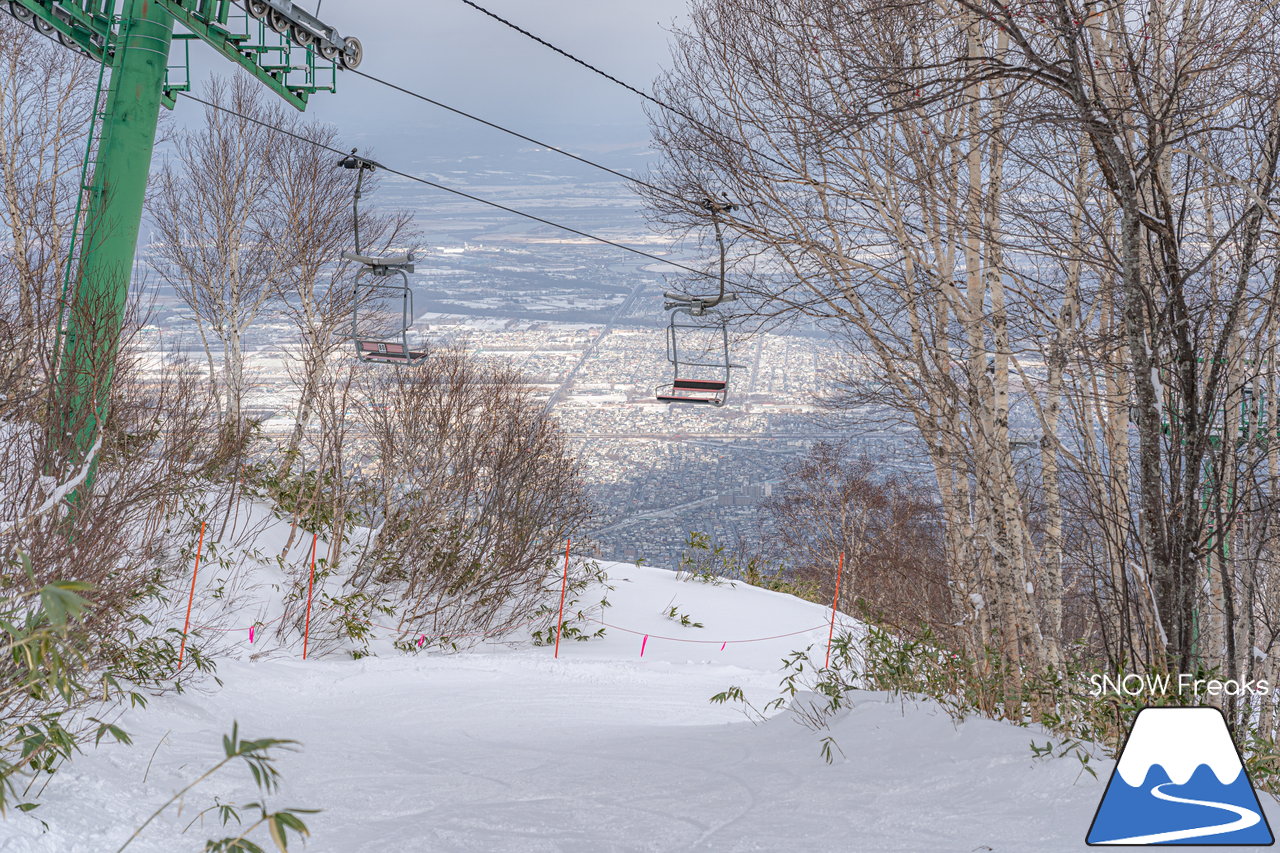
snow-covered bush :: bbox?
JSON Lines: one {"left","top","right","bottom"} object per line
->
{"left": 0, "top": 285, "right": 232, "bottom": 811}
{"left": 302, "top": 350, "right": 595, "bottom": 648}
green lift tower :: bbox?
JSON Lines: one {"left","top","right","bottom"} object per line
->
{"left": 4, "top": 0, "right": 359, "bottom": 489}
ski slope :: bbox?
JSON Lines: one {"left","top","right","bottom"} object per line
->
{"left": 1, "top": 561, "right": 1274, "bottom": 852}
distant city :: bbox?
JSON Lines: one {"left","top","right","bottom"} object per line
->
{"left": 133, "top": 147, "right": 928, "bottom": 568}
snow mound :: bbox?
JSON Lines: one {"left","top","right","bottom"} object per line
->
{"left": 557, "top": 562, "right": 857, "bottom": 667}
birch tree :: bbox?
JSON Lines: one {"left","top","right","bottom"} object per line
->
{"left": 653, "top": 0, "right": 1280, "bottom": 696}
{"left": 647, "top": 0, "right": 1064, "bottom": 679}
{"left": 151, "top": 75, "right": 289, "bottom": 432}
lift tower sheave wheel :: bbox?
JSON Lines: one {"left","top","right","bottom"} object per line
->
{"left": 16, "top": 0, "right": 360, "bottom": 508}
{"left": 4, "top": 1, "right": 116, "bottom": 62}
{"left": 239, "top": 0, "right": 362, "bottom": 68}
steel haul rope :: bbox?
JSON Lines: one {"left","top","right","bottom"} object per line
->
{"left": 177, "top": 91, "right": 736, "bottom": 286}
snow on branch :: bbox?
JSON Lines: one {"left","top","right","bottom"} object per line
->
{"left": 0, "top": 434, "right": 103, "bottom": 536}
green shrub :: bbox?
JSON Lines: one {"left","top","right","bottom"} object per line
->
{"left": 117, "top": 722, "right": 316, "bottom": 852}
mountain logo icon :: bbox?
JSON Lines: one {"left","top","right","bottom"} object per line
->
{"left": 1087, "top": 706, "right": 1274, "bottom": 846}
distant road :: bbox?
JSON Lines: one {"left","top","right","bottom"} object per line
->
{"left": 542, "top": 278, "right": 649, "bottom": 413}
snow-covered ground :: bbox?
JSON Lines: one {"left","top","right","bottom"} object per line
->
{"left": 1, "top": 561, "right": 1274, "bottom": 852}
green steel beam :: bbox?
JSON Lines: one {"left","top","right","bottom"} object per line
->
{"left": 9, "top": 2, "right": 334, "bottom": 110}
{"left": 57, "top": 0, "right": 173, "bottom": 484}
{"left": 39, "top": 0, "right": 343, "bottom": 504}
{"left": 155, "top": 0, "right": 311, "bottom": 110}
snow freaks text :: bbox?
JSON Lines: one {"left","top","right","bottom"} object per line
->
{"left": 1089, "top": 673, "right": 1271, "bottom": 699}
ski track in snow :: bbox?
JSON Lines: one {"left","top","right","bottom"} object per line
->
{"left": 0, "top": 562, "right": 1276, "bottom": 852}
{"left": 1093, "top": 781, "right": 1263, "bottom": 845}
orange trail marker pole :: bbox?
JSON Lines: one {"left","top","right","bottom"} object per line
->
{"left": 178, "top": 520, "right": 206, "bottom": 668}
{"left": 554, "top": 538, "right": 571, "bottom": 658}
{"left": 303, "top": 533, "right": 318, "bottom": 660}
{"left": 825, "top": 551, "right": 845, "bottom": 669}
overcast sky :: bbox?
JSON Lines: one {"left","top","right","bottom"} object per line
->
{"left": 293, "top": 0, "right": 690, "bottom": 153}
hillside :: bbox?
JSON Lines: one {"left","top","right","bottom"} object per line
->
{"left": 0, "top": 550, "right": 1258, "bottom": 852}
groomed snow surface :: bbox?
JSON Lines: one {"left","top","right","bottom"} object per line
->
{"left": 2, "top": 562, "right": 1276, "bottom": 852}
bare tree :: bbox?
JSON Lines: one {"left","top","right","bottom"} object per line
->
{"left": 0, "top": 17, "right": 97, "bottom": 388}
{"left": 0, "top": 280, "right": 230, "bottom": 800}
{"left": 645, "top": 0, "right": 1063, "bottom": 680}
{"left": 150, "top": 75, "right": 290, "bottom": 431}
{"left": 346, "top": 350, "right": 594, "bottom": 644}
{"left": 649, "top": 0, "right": 1280, "bottom": 701}
{"left": 762, "top": 442, "right": 953, "bottom": 637}
{"left": 930, "top": 0, "right": 1280, "bottom": 675}
{"left": 0, "top": 26, "right": 248, "bottom": 801}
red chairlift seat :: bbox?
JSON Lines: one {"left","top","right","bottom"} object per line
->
{"left": 355, "top": 339, "right": 427, "bottom": 364}
{"left": 657, "top": 378, "right": 728, "bottom": 406}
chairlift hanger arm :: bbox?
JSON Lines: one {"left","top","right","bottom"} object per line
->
{"left": 656, "top": 193, "right": 741, "bottom": 407}
{"left": 342, "top": 146, "right": 426, "bottom": 366}
{"left": 338, "top": 148, "right": 382, "bottom": 255}
{"left": 665, "top": 194, "right": 737, "bottom": 313}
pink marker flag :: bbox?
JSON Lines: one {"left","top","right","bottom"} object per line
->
{"left": 640, "top": 634, "right": 648, "bottom": 657}
{"left": 249, "top": 626, "right": 255, "bottom": 644}
{"left": 417, "top": 635, "right": 426, "bottom": 648}
{"left": 720, "top": 641, "right": 726, "bottom": 651}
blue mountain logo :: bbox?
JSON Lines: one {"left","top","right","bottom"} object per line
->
{"left": 1087, "top": 706, "right": 1274, "bottom": 845}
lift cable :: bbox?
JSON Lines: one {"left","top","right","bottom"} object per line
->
{"left": 176, "top": 91, "right": 735, "bottom": 284}
{"left": 456, "top": 0, "right": 667, "bottom": 113}
{"left": 348, "top": 68, "right": 665, "bottom": 194}
{"left": 453, "top": 0, "right": 792, "bottom": 173}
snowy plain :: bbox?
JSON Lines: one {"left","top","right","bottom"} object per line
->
{"left": 0, "top": 556, "right": 1275, "bottom": 852}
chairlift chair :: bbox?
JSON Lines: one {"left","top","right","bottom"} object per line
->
{"left": 656, "top": 195, "right": 740, "bottom": 407}
{"left": 349, "top": 251, "right": 426, "bottom": 365}
{"left": 339, "top": 149, "right": 427, "bottom": 366}
{"left": 657, "top": 298, "right": 737, "bottom": 406}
